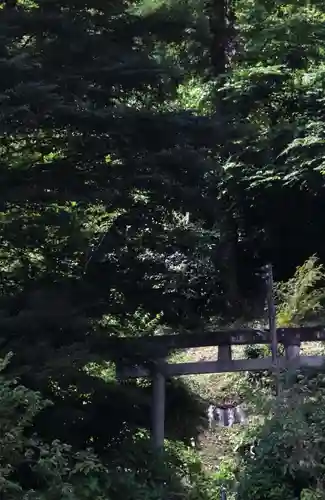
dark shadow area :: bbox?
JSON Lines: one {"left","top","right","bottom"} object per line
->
{"left": 1, "top": 349, "right": 207, "bottom": 455}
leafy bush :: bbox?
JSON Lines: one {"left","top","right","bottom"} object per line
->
{"left": 0, "top": 354, "right": 111, "bottom": 500}
{"left": 275, "top": 255, "right": 325, "bottom": 327}
{"left": 0, "top": 353, "right": 221, "bottom": 500}
{"left": 237, "top": 370, "right": 325, "bottom": 500}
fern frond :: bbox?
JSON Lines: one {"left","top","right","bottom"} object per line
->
{"left": 275, "top": 255, "right": 325, "bottom": 327}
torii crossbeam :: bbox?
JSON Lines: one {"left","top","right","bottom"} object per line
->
{"left": 115, "top": 266, "right": 325, "bottom": 450}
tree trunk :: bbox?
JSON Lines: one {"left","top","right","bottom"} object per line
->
{"left": 208, "top": 0, "right": 228, "bottom": 76}
{"left": 208, "top": 0, "right": 241, "bottom": 318}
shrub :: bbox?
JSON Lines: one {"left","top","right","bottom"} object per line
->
{"left": 0, "top": 353, "right": 220, "bottom": 500}
{"left": 275, "top": 255, "right": 325, "bottom": 327}
{"left": 237, "top": 370, "right": 325, "bottom": 500}
{"left": 0, "top": 354, "right": 111, "bottom": 500}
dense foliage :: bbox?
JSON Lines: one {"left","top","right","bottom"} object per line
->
{"left": 2, "top": 0, "right": 325, "bottom": 498}
{"left": 236, "top": 369, "right": 325, "bottom": 500}
{"left": 0, "top": 354, "right": 223, "bottom": 500}
{"left": 232, "top": 258, "right": 325, "bottom": 500}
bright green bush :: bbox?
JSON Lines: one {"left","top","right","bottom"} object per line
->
{"left": 237, "top": 370, "right": 325, "bottom": 500}
{"left": 275, "top": 255, "right": 325, "bottom": 327}
{"left": 0, "top": 354, "right": 111, "bottom": 500}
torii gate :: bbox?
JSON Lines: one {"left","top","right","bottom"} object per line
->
{"left": 114, "top": 265, "right": 325, "bottom": 449}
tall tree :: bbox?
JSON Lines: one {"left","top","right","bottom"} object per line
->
{"left": 0, "top": 0, "right": 238, "bottom": 454}
{"left": 212, "top": 0, "right": 325, "bottom": 280}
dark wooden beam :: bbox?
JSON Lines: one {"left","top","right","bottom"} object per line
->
{"left": 104, "top": 328, "right": 269, "bottom": 358}
{"left": 118, "top": 355, "right": 325, "bottom": 378}
{"left": 103, "top": 326, "right": 325, "bottom": 359}
{"left": 152, "top": 363, "right": 165, "bottom": 450}
{"left": 296, "top": 327, "right": 325, "bottom": 343}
